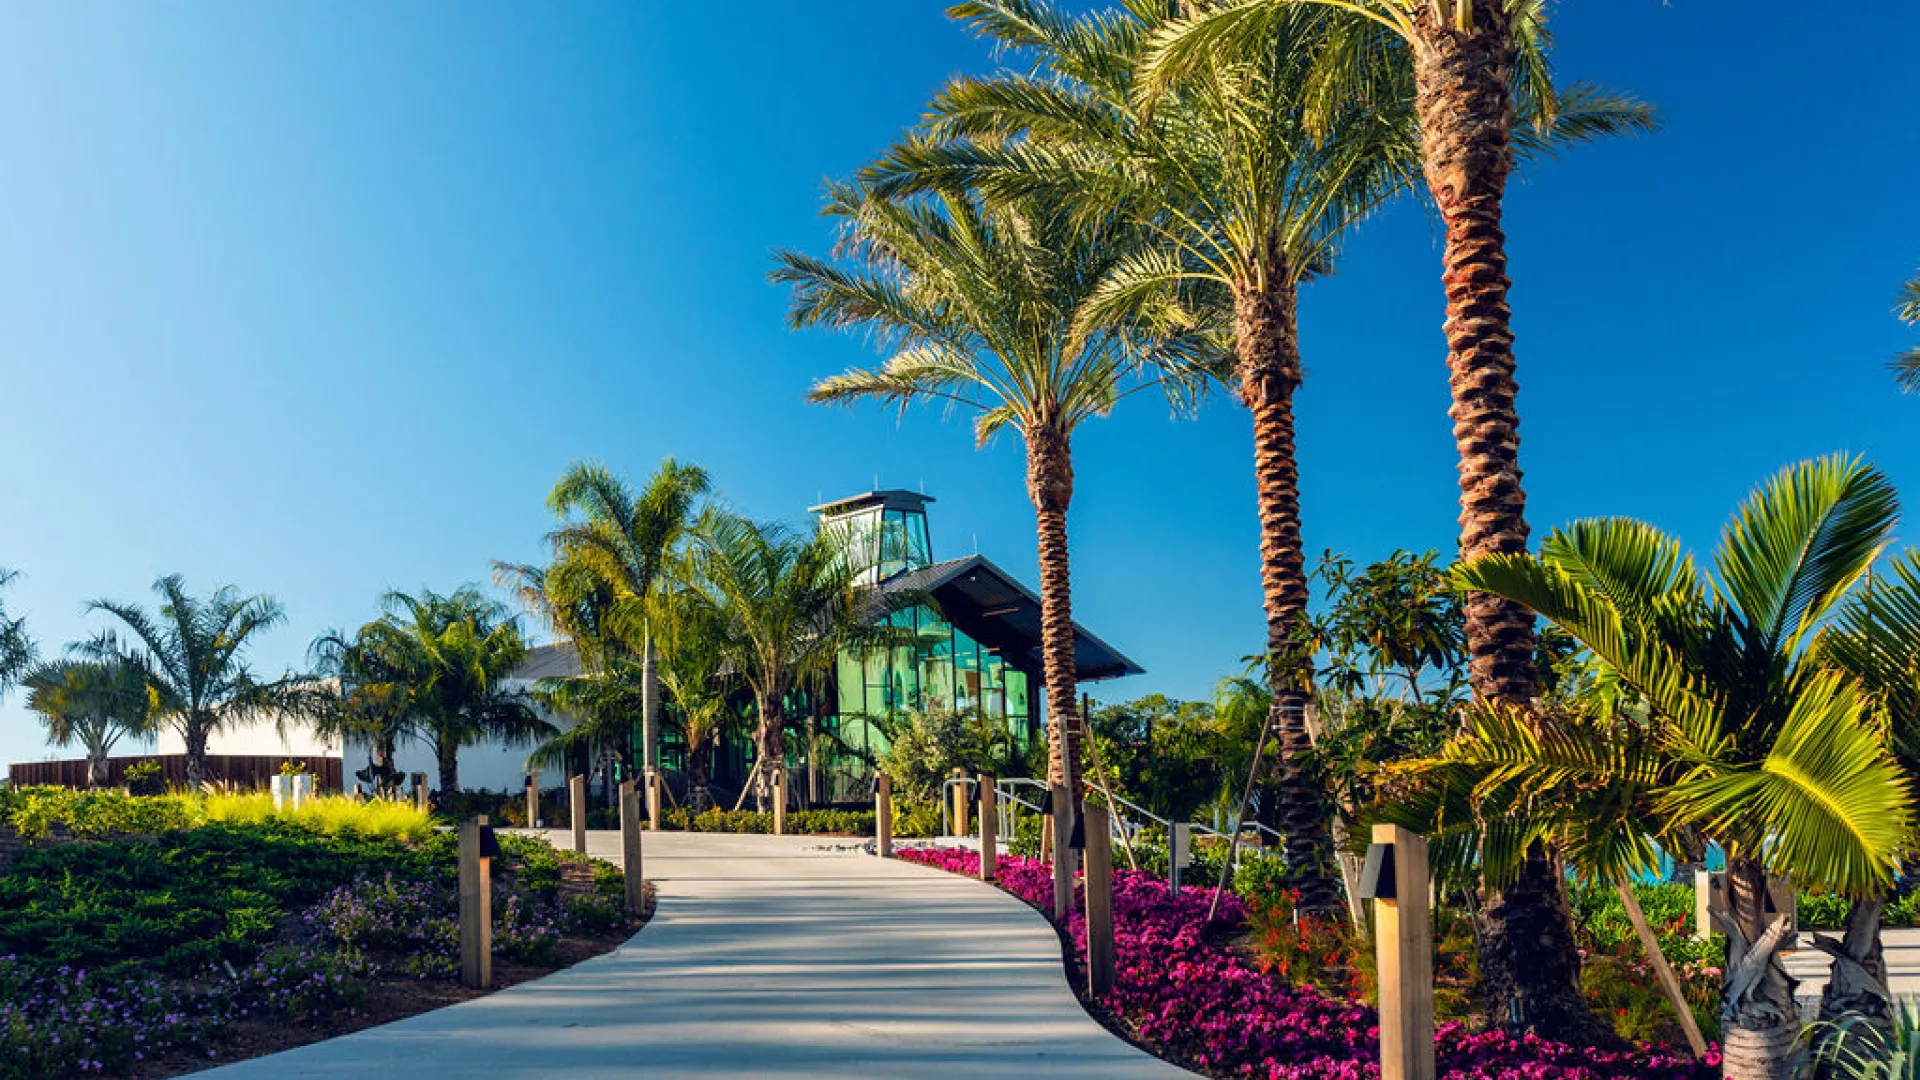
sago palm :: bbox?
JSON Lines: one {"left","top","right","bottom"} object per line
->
{"left": 24, "top": 658, "right": 154, "bottom": 789}
{"left": 81, "top": 575, "right": 294, "bottom": 789}
{"left": 775, "top": 182, "right": 1212, "bottom": 831}
{"left": 0, "top": 569, "right": 36, "bottom": 701}
{"left": 1893, "top": 273, "right": 1919, "bottom": 393}
{"left": 539, "top": 459, "right": 711, "bottom": 780}
{"left": 1439, "top": 455, "right": 1913, "bottom": 1079}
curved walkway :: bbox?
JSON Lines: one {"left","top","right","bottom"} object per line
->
{"left": 202, "top": 830, "right": 1194, "bottom": 1078}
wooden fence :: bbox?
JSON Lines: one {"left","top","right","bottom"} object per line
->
{"left": 7, "top": 754, "right": 344, "bottom": 792}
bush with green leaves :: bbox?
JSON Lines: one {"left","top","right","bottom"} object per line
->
{"left": 879, "top": 708, "right": 1005, "bottom": 803}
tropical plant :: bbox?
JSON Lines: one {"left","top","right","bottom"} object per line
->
{"left": 22, "top": 659, "right": 154, "bottom": 789}
{"left": 524, "top": 655, "right": 646, "bottom": 794}
{"left": 1423, "top": 455, "right": 1914, "bottom": 1078}
{"left": 680, "top": 510, "right": 885, "bottom": 809}
{"left": 777, "top": 184, "right": 1212, "bottom": 823}
{"left": 533, "top": 460, "right": 711, "bottom": 779}
{"left": 80, "top": 575, "right": 295, "bottom": 789}
{"left": 1809, "top": 1000, "right": 1920, "bottom": 1080}
{"left": 0, "top": 569, "right": 35, "bottom": 702}
{"left": 652, "top": 592, "right": 741, "bottom": 810}
{"left": 1893, "top": 273, "right": 1919, "bottom": 394}
{"left": 863, "top": 0, "right": 1417, "bottom": 915}
{"left": 308, "top": 625, "right": 418, "bottom": 796}
{"left": 365, "top": 587, "right": 552, "bottom": 794}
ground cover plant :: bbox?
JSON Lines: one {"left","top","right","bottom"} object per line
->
{"left": 0, "top": 790, "right": 642, "bottom": 1078}
{"left": 896, "top": 847, "right": 1715, "bottom": 1080}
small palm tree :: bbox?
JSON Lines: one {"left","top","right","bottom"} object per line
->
{"left": 81, "top": 575, "right": 292, "bottom": 789}
{"left": 775, "top": 184, "right": 1211, "bottom": 822}
{"left": 1893, "top": 273, "right": 1919, "bottom": 393}
{"left": 0, "top": 569, "right": 35, "bottom": 701}
{"left": 309, "top": 624, "right": 421, "bottom": 795}
{"left": 539, "top": 459, "right": 711, "bottom": 779}
{"left": 23, "top": 659, "right": 154, "bottom": 789}
{"left": 373, "top": 587, "right": 553, "bottom": 794}
{"left": 682, "top": 510, "right": 885, "bottom": 810}
{"left": 1437, "top": 455, "right": 1912, "bottom": 1079}
{"left": 652, "top": 585, "right": 741, "bottom": 811}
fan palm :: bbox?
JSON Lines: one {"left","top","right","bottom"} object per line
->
{"left": 23, "top": 658, "right": 154, "bottom": 789}
{"left": 539, "top": 459, "right": 711, "bottom": 781}
{"left": 370, "top": 587, "right": 552, "bottom": 794}
{"left": 1434, "top": 455, "right": 1913, "bottom": 1078}
{"left": 775, "top": 183, "right": 1213, "bottom": 827}
{"left": 0, "top": 569, "right": 35, "bottom": 701}
{"left": 681, "top": 510, "right": 886, "bottom": 810}
{"left": 1893, "top": 274, "right": 1919, "bottom": 393}
{"left": 80, "top": 575, "right": 294, "bottom": 789}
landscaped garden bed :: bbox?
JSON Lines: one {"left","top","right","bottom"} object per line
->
{"left": 0, "top": 787, "right": 649, "bottom": 1079}
{"left": 896, "top": 847, "right": 1717, "bottom": 1080}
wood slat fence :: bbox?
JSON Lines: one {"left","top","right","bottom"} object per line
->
{"left": 7, "top": 754, "right": 344, "bottom": 792}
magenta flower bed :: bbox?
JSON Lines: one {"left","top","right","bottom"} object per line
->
{"left": 897, "top": 847, "right": 1716, "bottom": 1080}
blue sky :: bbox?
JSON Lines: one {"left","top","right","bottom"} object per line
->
{"left": 1, "top": 2, "right": 1916, "bottom": 770}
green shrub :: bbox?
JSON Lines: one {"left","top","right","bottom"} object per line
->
{"left": 123, "top": 760, "right": 166, "bottom": 796}
{"left": 1799, "top": 891, "right": 1854, "bottom": 931}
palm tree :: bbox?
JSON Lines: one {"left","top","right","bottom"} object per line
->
{"left": 775, "top": 183, "right": 1212, "bottom": 835}
{"left": 524, "top": 655, "right": 648, "bottom": 790}
{"left": 682, "top": 510, "right": 885, "bottom": 810}
{"left": 652, "top": 583, "right": 741, "bottom": 811}
{"left": 81, "top": 575, "right": 292, "bottom": 789}
{"left": 860, "top": 0, "right": 1408, "bottom": 916}
{"left": 1440, "top": 455, "right": 1912, "bottom": 1078}
{"left": 1893, "top": 273, "right": 1919, "bottom": 393}
{"left": 23, "top": 659, "right": 153, "bottom": 789}
{"left": 0, "top": 569, "right": 35, "bottom": 701}
{"left": 309, "top": 624, "right": 420, "bottom": 796}
{"left": 539, "top": 459, "right": 711, "bottom": 783}
{"left": 372, "top": 587, "right": 552, "bottom": 794}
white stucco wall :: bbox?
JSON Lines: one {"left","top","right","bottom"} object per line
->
{"left": 153, "top": 713, "right": 340, "bottom": 759}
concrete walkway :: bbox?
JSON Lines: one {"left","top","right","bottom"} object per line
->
{"left": 202, "top": 831, "right": 1194, "bottom": 1079}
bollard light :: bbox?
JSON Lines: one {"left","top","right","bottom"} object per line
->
{"left": 1359, "top": 841, "right": 1396, "bottom": 900}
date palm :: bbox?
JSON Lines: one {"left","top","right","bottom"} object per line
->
{"left": 371, "top": 587, "right": 552, "bottom": 794}
{"left": 1444, "top": 455, "right": 1912, "bottom": 1078}
{"left": 1894, "top": 273, "right": 1919, "bottom": 393}
{"left": 681, "top": 510, "right": 886, "bottom": 810}
{"left": 0, "top": 569, "right": 35, "bottom": 701}
{"left": 538, "top": 459, "right": 711, "bottom": 781}
{"left": 23, "top": 659, "right": 154, "bottom": 789}
{"left": 81, "top": 575, "right": 293, "bottom": 789}
{"left": 775, "top": 183, "right": 1212, "bottom": 834}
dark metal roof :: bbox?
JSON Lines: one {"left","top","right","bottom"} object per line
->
{"left": 807, "top": 489, "right": 936, "bottom": 516}
{"left": 869, "top": 556, "right": 1144, "bottom": 682}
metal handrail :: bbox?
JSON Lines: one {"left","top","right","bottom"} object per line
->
{"left": 939, "top": 776, "right": 978, "bottom": 836}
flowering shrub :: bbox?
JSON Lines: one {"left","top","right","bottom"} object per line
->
{"left": 235, "top": 946, "right": 370, "bottom": 1022}
{"left": 0, "top": 957, "right": 226, "bottom": 1079}
{"left": 896, "top": 847, "right": 1717, "bottom": 1080}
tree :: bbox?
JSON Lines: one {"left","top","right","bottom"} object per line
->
{"left": 681, "top": 510, "right": 883, "bottom": 809}
{"left": 81, "top": 575, "right": 292, "bottom": 789}
{"left": 1893, "top": 273, "right": 1919, "bottom": 393}
{"left": 1436, "top": 455, "right": 1912, "bottom": 1078}
{"left": 309, "top": 624, "right": 421, "bottom": 796}
{"left": 776, "top": 181, "right": 1210, "bottom": 831}
{"left": 0, "top": 569, "right": 34, "bottom": 701}
{"left": 23, "top": 659, "right": 153, "bottom": 789}
{"left": 370, "top": 587, "right": 552, "bottom": 794}
{"left": 539, "top": 460, "right": 711, "bottom": 782}
{"left": 651, "top": 589, "right": 742, "bottom": 810}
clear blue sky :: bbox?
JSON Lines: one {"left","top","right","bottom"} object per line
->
{"left": 2, "top": 2, "right": 1916, "bottom": 770}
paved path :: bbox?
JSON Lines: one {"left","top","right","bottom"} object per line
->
{"left": 203, "top": 831, "right": 1194, "bottom": 1079}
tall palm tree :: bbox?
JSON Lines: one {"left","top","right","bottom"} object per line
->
{"left": 372, "top": 587, "right": 552, "bottom": 794}
{"left": 861, "top": 0, "right": 1405, "bottom": 916}
{"left": 682, "top": 510, "right": 884, "bottom": 810}
{"left": 1893, "top": 272, "right": 1919, "bottom": 393}
{"left": 538, "top": 460, "right": 711, "bottom": 782}
{"left": 775, "top": 183, "right": 1212, "bottom": 836}
{"left": 23, "top": 658, "right": 154, "bottom": 789}
{"left": 1441, "top": 455, "right": 1911, "bottom": 1078}
{"left": 81, "top": 575, "right": 291, "bottom": 789}
{"left": 0, "top": 569, "right": 35, "bottom": 701}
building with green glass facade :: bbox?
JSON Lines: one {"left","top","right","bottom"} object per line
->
{"left": 811, "top": 490, "right": 1142, "bottom": 781}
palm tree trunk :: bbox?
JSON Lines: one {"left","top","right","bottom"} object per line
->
{"left": 1026, "top": 429, "right": 1082, "bottom": 803}
{"left": 753, "top": 692, "right": 784, "bottom": 813}
{"left": 87, "top": 751, "right": 108, "bottom": 791}
{"left": 1234, "top": 271, "right": 1342, "bottom": 918}
{"left": 436, "top": 736, "right": 460, "bottom": 795}
{"left": 1719, "top": 855, "right": 1802, "bottom": 1079}
{"left": 1813, "top": 898, "right": 1890, "bottom": 1054}
{"left": 689, "top": 739, "right": 713, "bottom": 812}
{"left": 183, "top": 720, "right": 210, "bottom": 790}
{"left": 1410, "top": 5, "right": 1602, "bottom": 1043}
{"left": 642, "top": 626, "right": 660, "bottom": 778}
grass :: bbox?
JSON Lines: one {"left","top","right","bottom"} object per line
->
{"left": 0, "top": 786, "right": 434, "bottom": 841}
